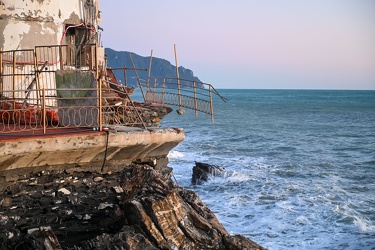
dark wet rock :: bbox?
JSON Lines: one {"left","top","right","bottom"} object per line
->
{"left": 223, "top": 234, "right": 264, "bottom": 250}
{"left": 3, "top": 227, "right": 62, "bottom": 250}
{"left": 192, "top": 161, "right": 226, "bottom": 185}
{"left": 0, "top": 159, "right": 264, "bottom": 249}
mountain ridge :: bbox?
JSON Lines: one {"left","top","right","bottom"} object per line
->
{"left": 105, "top": 48, "right": 202, "bottom": 87}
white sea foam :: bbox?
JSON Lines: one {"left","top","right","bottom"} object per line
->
{"left": 333, "top": 202, "right": 375, "bottom": 232}
{"left": 354, "top": 216, "right": 375, "bottom": 232}
{"left": 167, "top": 150, "right": 184, "bottom": 160}
{"left": 295, "top": 215, "right": 311, "bottom": 226}
{"left": 225, "top": 171, "right": 253, "bottom": 183}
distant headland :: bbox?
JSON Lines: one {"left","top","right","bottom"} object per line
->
{"left": 105, "top": 48, "right": 202, "bottom": 87}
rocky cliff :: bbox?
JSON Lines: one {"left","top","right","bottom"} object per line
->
{"left": 0, "top": 159, "right": 264, "bottom": 249}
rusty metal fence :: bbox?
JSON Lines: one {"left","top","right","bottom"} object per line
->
{"left": 0, "top": 45, "right": 146, "bottom": 135}
{"left": 0, "top": 44, "right": 97, "bottom": 105}
{"left": 1, "top": 45, "right": 227, "bottom": 135}
{"left": 0, "top": 88, "right": 99, "bottom": 133}
{"left": 0, "top": 87, "right": 145, "bottom": 134}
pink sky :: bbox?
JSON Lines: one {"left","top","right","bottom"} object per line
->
{"left": 99, "top": 1, "right": 375, "bottom": 90}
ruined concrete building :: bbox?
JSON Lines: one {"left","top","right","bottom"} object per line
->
{"left": 1, "top": 0, "right": 102, "bottom": 50}
{"left": 0, "top": 3, "right": 266, "bottom": 249}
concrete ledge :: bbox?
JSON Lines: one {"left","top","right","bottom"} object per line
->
{"left": 0, "top": 127, "right": 184, "bottom": 173}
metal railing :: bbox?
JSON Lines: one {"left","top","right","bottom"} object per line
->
{"left": 1, "top": 44, "right": 227, "bottom": 135}
{"left": 0, "top": 88, "right": 99, "bottom": 133}
{"left": 142, "top": 77, "right": 227, "bottom": 122}
{"left": 0, "top": 86, "right": 147, "bottom": 134}
{"left": 109, "top": 66, "right": 227, "bottom": 123}
{"left": 0, "top": 45, "right": 148, "bottom": 135}
{"left": 0, "top": 44, "right": 97, "bottom": 105}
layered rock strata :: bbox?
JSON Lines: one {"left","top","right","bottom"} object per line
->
{"left": 0, "top": 161, "right": 264, "bottom": 249}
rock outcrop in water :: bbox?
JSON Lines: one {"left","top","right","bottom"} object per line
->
{"left": 0, "top": 161, "right": 264, "bottom": 249}
{"left": 192, "top": 162, "right": 226, "bottom": 185}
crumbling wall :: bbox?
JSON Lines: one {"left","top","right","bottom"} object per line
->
{"left": 0, "top": 0, "right": 98, "bottom": 50}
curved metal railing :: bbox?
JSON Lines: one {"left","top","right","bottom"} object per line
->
{"left": 142, "top": 77, "right": 227, "bottom": 122}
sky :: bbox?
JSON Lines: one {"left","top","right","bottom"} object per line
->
{"left": 99, "top": 1, "right": 375, "bottom": 90}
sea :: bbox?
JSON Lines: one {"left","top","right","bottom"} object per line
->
{"left": 158, "top": 89, "right": 375, "bottom": 250}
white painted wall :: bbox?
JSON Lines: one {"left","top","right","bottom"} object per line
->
{"left": 0, "top": 0, "right": 99, "bottom": 50}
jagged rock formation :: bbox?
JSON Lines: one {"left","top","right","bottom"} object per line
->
{"left": 0, "top": 162, "right": 264, "bottom": 249}
{"left": 192, "top": 162, "right": 226, "bottom": 185}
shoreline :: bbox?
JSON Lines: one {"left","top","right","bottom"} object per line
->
{"left": 0, "top": 161, "right": 265, "bottom": 249}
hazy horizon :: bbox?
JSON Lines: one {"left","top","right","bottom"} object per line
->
{"left": 100, "top": 1, "right": 375, "bottom": 90}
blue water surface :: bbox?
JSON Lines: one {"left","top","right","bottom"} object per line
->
{"left": 160, "top": 89, "right": 375, "bottom": 250}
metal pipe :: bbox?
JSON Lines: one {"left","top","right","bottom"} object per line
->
{"left": 12, "top": 50, "right": 16, "bottom": 101}
{"left": 95, "top": 43, "right": 102, "bottom": 130}
{"left": 153, "top": 78, "right": 157, "bottom": 103}
{"left": 42, "top": 87, "right": 46, "bottom": 134}
{"left": 110, "top": 67, "right": 147, "bottom": 71}
{"left": 162, "top": 77, "right": 166, "bottom": 105}
{"left": 147, "top": 49, "right": 153, "bottom": 91}
{"left": 174, "top": 44, "right": 182, "bottom": 111}
{"left": 0, "top": 48, "right": 3, "bottom": 93}
{"left": 22, "top": 60, "right": 47, "bottom": 109}
{"left": 59, "top": 45, "right": 64, "bottom": 70}
{"left": 34, "top": 50, "right": 41, "bottom": 106}
{"left": 123, "top": 65, "right": 127, "bottom": 86}
{"left": 194, "top": 81, "right": 198, "bottom": 117}
{"left": 129, "top": 53, "right": 145, "bottom": 101}
{"left": 209, "top": 85, "right": 214, "bottom": 123}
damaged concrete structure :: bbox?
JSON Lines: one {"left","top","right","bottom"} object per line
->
{"left": 0, "top": 0, "right": 105, "bottom": 108}
{"left": 0, "top": 0, "right": 102, "bottom": 51}
{"left": 0, "top": 0, "right": 225, "bottom": 173}
{"left": 0, "top": 1, "right": 265, "bottom": 249}
{"left": 0, "top": 0, "right": 226, "bottom": 174}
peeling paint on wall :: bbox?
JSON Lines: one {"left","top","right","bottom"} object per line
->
{"left": 0, "top": 0, "right": 99, "bottom": 50}
{"left": 0, "top": 1, "right": 5, "bottom": 10}
{"left": 1, "top": 0, "right": 92, "bottom": 23}
{"left": 2, "top": 21, "right": 31, "bottom": 50}
{"left": 64, "top": 12, "right": 81, "bottom": 26}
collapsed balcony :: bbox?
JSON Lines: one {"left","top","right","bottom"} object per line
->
{"left": 0, "top": 44, "right": 226, "bottom": 136}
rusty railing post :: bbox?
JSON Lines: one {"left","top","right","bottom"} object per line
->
{"left": 34, "top": 49, "right": 40, "bottom": 106}
{"left": 129, "top": 53, "right": 145, "bottom": 101}
{"left": 153, "top": 77, "right": 157, "bottom": 103}
{"left": 209, "top": 85, "right": 214, "bottom": 123}
{"left": 147, "top": 49, "right": 153, "bottom": 91}
{"left": 42, "top": 87, "right": 46, "bottom": 134}
{"left": 123, "top": 65, "right": 127, "bottom": 86}
{"left": 12, "top": 50, "right": 16, "bottom": 101}
{"left": 174, "top": 44, "right": 182, "bottom": 113}
{"left": 95, "top": 43, "right": 102, "bottom": 130}
{"left": 0, "top": 48, "right": 3, "bottom": 93}
{"left": 59, "top": 45, "right": 64, "bottom": 70}
{"left": 194, "top": 81, "right": 198, "bottom": 117}
{"left": 162, "top": 77, "right": 166, "bottom": 105}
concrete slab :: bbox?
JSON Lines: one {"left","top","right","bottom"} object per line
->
{"left": 0, "top": 127, "right": 184, "bottom": 173}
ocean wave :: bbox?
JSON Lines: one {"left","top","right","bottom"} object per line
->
{"left": 225, "top": 171, "right": 254, "bottom": 183}
{"left": 167, "top": 150, "right": 184, "bottom": 159}
{"left": 163, "top": 89, "right": 375, "bottom": 249}
{"left": 334, "top": 203, "right": 375, "bottom": 232}
{"left": 354, "top": 216, "right": 375, "bottom": 232}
